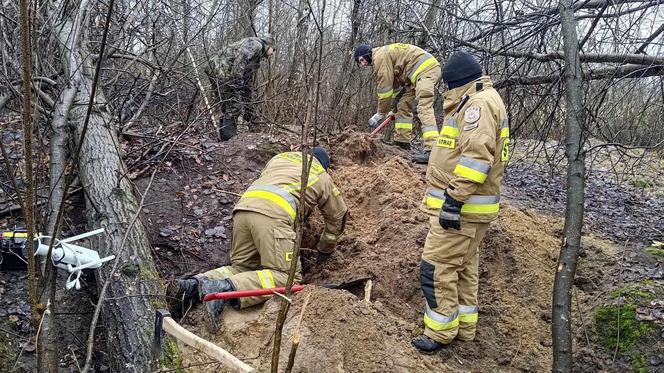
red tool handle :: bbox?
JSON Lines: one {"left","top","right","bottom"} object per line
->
{"left": 369, "top": 114, "right": 395, "bottom": 137}
{"left": 203, "top": 285, "right": 307, "bottom": 301}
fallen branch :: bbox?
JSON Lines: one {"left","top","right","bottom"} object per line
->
{"left": 496, "top": 64, "right": 664, "bottom": 88}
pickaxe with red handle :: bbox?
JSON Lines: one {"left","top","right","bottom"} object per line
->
{"left": 369, "top": 114, "right": 395, "bottom": 137}
{"left": 203, "top": 277, "right": 371, "bottom": 301}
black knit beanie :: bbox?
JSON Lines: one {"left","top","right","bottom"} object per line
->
{"left": 443, "top": 51, "right": 483, "bottom": 89}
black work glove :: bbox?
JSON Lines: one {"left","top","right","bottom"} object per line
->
{"left": 317, "top": 232, "right": 337, "bottom": 262}
{"left": 439, "top": 191, "right": 463, "bottom": 230}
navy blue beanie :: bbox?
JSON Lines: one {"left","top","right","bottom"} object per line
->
{"left": 354, "top": 43, "right": 372, "bottom": 65}
{"left": 443, "top": 51, "right": 483, "bottom": 89}
{"left": 312, "top": 147, "right": 330, "bottom": 170}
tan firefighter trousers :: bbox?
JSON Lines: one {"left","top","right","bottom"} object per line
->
{"left": 393, "top": 65, "right": 441, "bottom": 150}
{"left": 419, "top": 216, "right": 489, "bottom": 343}
{"left": 200, "top": 211, "right": 302, "bottom": 309}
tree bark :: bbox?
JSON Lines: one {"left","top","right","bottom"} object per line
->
{"left": 416, "top": 0, "right": 442, "bottom": 48}
{"left": 48, "top": 1, "right": 165, "bottom": 370}
{"left": 327, "top": 0, "right": 362, "bottom": 130}
{"left": 552, "top": 0, "right": 587, "bottom": 371}
{"left": 287, "top": 0, "right": 310, "bottom": 87}
{"left": 74, "top": 71, "right": 164, "bottom": 371}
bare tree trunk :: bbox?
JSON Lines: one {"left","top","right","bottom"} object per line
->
{"left": 552, "top": 0, "right": 587, "bottom": 371}
{"left": 239, "top": 0, "right": 257, "bottom": 37}
{"left": 18, "top": 0, "right": 38, "bottom": 328}
{"left": 73, "top": 70, "right": 164, "bottom": 371}
{"left": 328, "top": 0, "right": 361, "bottom": 130}
{"left": 47, "top": 1, "right": 165, "bottom": 370}
{"left": 416, "top": 0, "right": 442, "bottom": 48}
{"left": 287, "top": 0, "right": 309, "bottom": 86}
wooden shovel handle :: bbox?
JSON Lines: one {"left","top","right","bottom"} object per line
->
{"left": 162, "top": 317, "right": 254, "bottom": 372}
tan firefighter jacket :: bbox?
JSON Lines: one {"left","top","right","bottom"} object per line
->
{"left": 372, "top": 43, "right": 440, "bottom": 115}
{"left": 234, "top": 152, "right": 348, "bottom": 249}
{"left": 420, "top": 76, "right": 509, "bottom": 223}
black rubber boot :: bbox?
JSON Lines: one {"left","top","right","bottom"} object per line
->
{"left": 412, "top": 150, "right": 431, "bottom": 164}
{"left": 395, "top": 141, "right": 411, "bottom": 151}
{"left": 412, "top": 335, "right": 445, "bottom": 353}
{"left": 199, "top": 279, "right": 235, "bottom": 332}
{"left": 166, "top": 277, "right": 202, "bottom": 318}
{"left": 218, "top": 117, "right": 237, "bottom": 141}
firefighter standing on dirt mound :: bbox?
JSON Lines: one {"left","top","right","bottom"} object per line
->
{"left": 354, "top": 43, "right": 441, "bottom": 164}
{"left": 205, "top": 34, "right": 275, "bottom": 141}
{"left": 412, "top": 51, "right": 509, "bottom": 352}
{"left": 167, "top": 147, "right": 348, "bottom": 331}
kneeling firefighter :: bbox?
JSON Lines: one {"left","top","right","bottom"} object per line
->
{"left": 167, "top": 147, "right": 348, "bottom": 330}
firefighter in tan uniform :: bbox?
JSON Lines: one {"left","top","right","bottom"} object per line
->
{"left": 412, "top": 51, "right": 509, "bottom": 352}
{"left": 354, "top": 43, "right": 441, "bottom": 163}
{"left": 167, "top": 147, "right": 348, "bottom": 330}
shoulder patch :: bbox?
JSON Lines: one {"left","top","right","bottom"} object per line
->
{"left": 464, "top": 106, "right": 481, "bottom": 123}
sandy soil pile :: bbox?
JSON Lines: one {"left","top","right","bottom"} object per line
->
{"left": 175, "top": 132, "right": 569, "bottom": 372}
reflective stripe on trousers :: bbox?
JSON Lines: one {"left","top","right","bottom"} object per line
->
{"left": 458, "top": 304, "right": 479, "bottom": 323}
{"left": 425, "top": 188, "right": 500, "bottom": 214}
{"left": 377, "top": 86, "right": 393, "bottom": 99}
{"left": 256, "top": 269, "right": 276, "bottom": 289}
{"left": 395, "top": 116, "right": 413, "bottom": 130}
{"left": 423, "top": 304, "right": 459, "bottom": 331}
{"left": 422, "top": 125, "right": 438, "bottom": 139}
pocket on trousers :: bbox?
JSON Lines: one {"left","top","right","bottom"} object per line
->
{"left": 426, "top": 216, "right": 476, "bottom": 265}
{"left": 273, "top": 226, "right": 296, "bottom": 265}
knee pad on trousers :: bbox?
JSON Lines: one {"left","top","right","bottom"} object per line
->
{"left": 419, "top": 259, "right": 438, "bottom": 308}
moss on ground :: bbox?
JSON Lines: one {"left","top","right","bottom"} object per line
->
{"left": 594, "top": 304, "right": 654, "bottom": 352}
{"left": 594, "top": 281, "right": 662, "bottom": 372}
{"left": 645, "top": 246, "right": 664, "bottom": 259}
{"left": 159, "top": 339, "right": 183, "bottom": 372}
{"left": 629, "top": 177, "right": 655, "bottom": 189}
{"left": 610, "top": 286, "right": 656, "bottom": 303}
{"left": 0, "top": 334, "right": 10, "bottom": 372}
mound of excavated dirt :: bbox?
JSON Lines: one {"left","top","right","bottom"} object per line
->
{"left": 174, "top": 133, "right": 568, "bottom": 372}
{"left": 331, "top": 131, "right": 381, "bottom": 163}
{"left": 179, "top": 287, "right": 450, "bottom": 372}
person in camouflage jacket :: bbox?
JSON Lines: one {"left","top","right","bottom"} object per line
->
{"left": 205, "top": 34, "right": 275, "bottom": 141}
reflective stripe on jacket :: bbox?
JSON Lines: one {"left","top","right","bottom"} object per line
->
{"left": 234, "top": 152, "right": 348, "bottom": 236}
{"left": 372, "top": 43, "right": 440, "bottom": 115}
{"left": 421, "top": 76, "right": 509, "bottom": 223}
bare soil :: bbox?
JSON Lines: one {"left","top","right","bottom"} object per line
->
{"left": 168, "top": 131, "right": 573, "bottom": 372}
